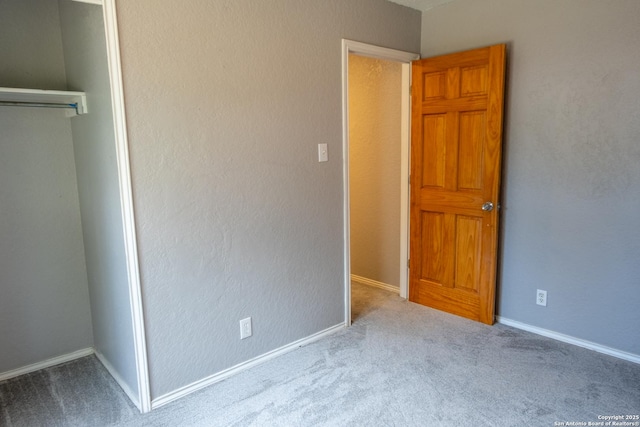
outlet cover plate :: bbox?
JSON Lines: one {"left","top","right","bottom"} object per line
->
{"left": 536, "top": 289, "right": 547, "bottom": 307}
{"left": 240, "top": 317, "right": 252, "bottom": 339}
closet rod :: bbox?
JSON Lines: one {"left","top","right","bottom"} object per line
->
{"left": 0, "top": 101, "right": 79, "bottom": 112}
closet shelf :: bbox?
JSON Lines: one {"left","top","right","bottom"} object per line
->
{"left": 0, "top": 87, "right": 87, "bottom": 116}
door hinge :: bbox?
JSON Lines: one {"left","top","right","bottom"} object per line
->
{"left": 409, "top": 85, "right": 413, "bottom": 96}
{"left": 407, "top": 259, "right": 410, "bottom": 269}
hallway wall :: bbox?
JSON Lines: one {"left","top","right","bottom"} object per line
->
{"left": 349, "top": 54, "right": 402, "bottom": 288}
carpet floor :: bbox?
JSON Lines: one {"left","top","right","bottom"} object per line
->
{"left": 1, "top": 282, "right": 638, "bottom": 426}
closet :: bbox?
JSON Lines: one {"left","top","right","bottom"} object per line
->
{"left": 0, "top": 0, "right": 147, "bottom": 412}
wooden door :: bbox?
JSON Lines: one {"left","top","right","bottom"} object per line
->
{"left": 409, "top": 45, "right": 506, "bottom": 325}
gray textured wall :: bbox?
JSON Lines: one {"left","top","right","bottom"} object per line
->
{"left": 349, "top": 54, "right": 402, "bottom": 288}
{"left": 114, "top": 0, "right": 421, "bottom": 399}
{"left": 0, "top": 0, "right": 68, "bottom": 90}
{"left": 58, "top": 0, "right": 139, "bottom": 400}
{"left": 422, "top": 0, "right": 640, "bottom": 355}
{"left": 0, "top": 0, "right": 93, "bottom": 373}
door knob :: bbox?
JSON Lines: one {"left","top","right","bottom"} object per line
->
{"left": 482, "top": 202, "right": 494, "bottom": 212}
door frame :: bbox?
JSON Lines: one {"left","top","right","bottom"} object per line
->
{"left": 341, "top": 40, "right": 419, "bottom": 326}
{"left": 103, "top": 0, "right": 151, "bottom": 413}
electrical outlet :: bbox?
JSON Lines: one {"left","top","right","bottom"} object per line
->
{"left": 536, "top": 289, "right": 547, "bottom": 307}
{"left": 240, "top": 317, "right": 252, "bottom": 339}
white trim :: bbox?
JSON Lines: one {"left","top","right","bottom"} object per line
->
{"left": 102, "top": 0, "right": 151, "bottom": 413}
{"left": 94, "top": 350, "right": 139, "bottom": 408}
{"left": 496, "top": 316, "right": 640, "bottom": 365}
{"left": 71, "top": 0, "right": 103, "bottom": 5}
{"left": 399, "top": 63, "right": 411, "bottom": 299}
{"left": 0, "top": 348, "right": 94, "bottom": 382}
{"left": 151, "top": 323, "right": 345, "bottom": 409}
{"left": 341, "top": 40, "right": 352, "bottom": 327}
{"left": 342, "top": 39, "right": 419, "bottom": 326}
{"left": 343, "top": 40, "right": 421, "bottom": 63}
{"left": 351, "top": 274, "right": 399, "bottom": 294}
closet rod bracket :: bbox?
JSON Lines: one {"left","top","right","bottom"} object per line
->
{"left": 0, "top": 87, "right": 88, "bottom": 116}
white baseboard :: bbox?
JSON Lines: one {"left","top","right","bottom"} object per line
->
{"left": 0, "top": 347, "right": 94, "bottom": 382}
{"left": 151, "top": 323, "right": 345, "bottom": 409}
{"left": 71, "top": 0, "right": 103, "bottom": 5}
{"left": 496, "top": 316, "right": 640, "bottom": 365}
{"left": 94, "top": 350, "right": 141, "bottom": 410}
{"left": 351, "top": 274, "right": 399, "bottom": 294}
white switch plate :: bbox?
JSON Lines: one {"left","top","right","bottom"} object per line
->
{"left": 318, "top": 143, "right": 328, "bottom": 162}
{"left": 240, "top": 317, "right": 252, "bottom": 339}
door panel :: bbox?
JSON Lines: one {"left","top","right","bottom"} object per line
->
{"left": 455, "top": 215, "right": 482, "bottom": 292}
{"left": 422, "top": 115, "right": 446, "bottom": 188}
{"left": 409, "top": 45, "right": 506, "bottom": 325}
{"left": 419, "top": 211, "right": 447, "bottom": 283}
{"left": 458, "top": 111, "right": 485, "bottom": 190}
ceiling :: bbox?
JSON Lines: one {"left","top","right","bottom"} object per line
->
{"left": 388, "top": 0, "right": 455, "bottom": 12}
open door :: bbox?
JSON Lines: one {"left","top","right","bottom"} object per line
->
{"left": 409, "top": 44, "right": 506, "bottom": 325}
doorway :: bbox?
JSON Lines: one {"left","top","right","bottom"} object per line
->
{"left": 348, "top": 54, "right": 402, "bottom": 302}
{"left": 341, "top": 40, "right": 419, "bottom": 325}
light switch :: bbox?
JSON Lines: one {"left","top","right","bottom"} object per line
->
{"left": 318, "top": 143, "right": 328, "bottom": 162}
